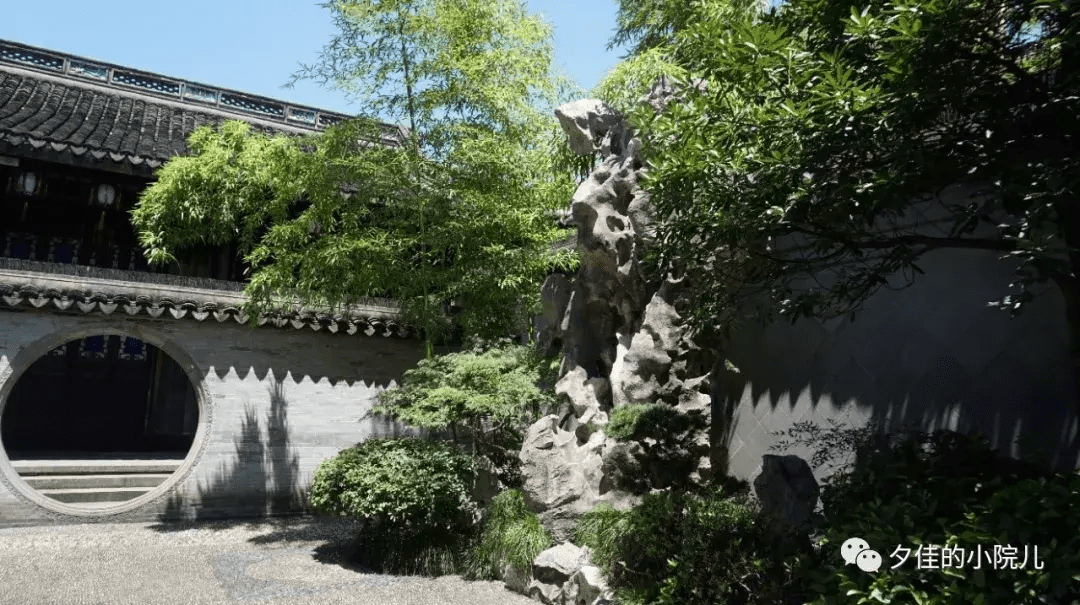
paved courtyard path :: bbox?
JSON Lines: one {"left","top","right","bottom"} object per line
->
{"left": 0, "top": 516, "right": 534, "bottom": 605}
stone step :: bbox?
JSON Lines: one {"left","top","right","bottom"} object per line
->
{"left": 56, "top": 500, "right": 135, "bottom": 510}
{"left": 22, "top": 473, "right": 173, "bottom": 490}
{"left": 11, "top": 460, "right": 183, "bottom": 475}
{"left": 7, "top": 450, "right": 188, "bottom": 461}
{"left": 36, "top": 486, "right": 153, "bottom": 504}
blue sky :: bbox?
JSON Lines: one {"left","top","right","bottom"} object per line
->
{"left": 2, "top": 1, "right": 626, "bottom": 119}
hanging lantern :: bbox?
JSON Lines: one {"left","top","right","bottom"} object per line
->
{"left": 93, "top": 184, "right": 116, "bottom": 232}
{"left": 15, "top": 171, "right": 38, "bottom": 196}
{"left": 95, "top": 184, "right": 116, "bottom": 207}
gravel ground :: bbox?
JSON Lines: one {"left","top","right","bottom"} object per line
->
{"left": 0, "top": 516, "right": 535, "bottom": 605}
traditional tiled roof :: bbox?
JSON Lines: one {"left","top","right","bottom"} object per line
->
{"left": 0, "top": 259, "right": 412, "bottom": 338}
{"left": 0, "top": 38, "right": 405, "bottom": 170}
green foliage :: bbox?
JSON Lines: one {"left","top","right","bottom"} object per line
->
{"left": 292, "top": 0, "right": 577, "bottom": 157}
{"left": 604, "top": 404, "right": 656, "bottom": 440}
{"left": 573, "top": 484, "right": 796, "bottom": 605}
{"left": 135, "top": 0, "right": 582, "bottom": 356}
{"left": 309, "top": 436, "right": 480, "bottom": 575}
{"left": 309, "top": 436, "right": 476, "bottom": 531}
{"left": 605, "top": 403, "right": 706, "bottom": 442}
{"left": 609, "top": 0, "right": 1080, "bottom": 341}
{"left": 375, "top": 341, "right": 555, "bottom": 430}
{"left": 374, "top": 341, "right": 557, "bottom": 486}
{"left": 591, "top": 47, "right": 688, "bottom": 116}
{"left": 571, "top": 501, "right": 634, "bottom": 574}
{"left": 607, "top": 0, "right": 727, "bottom": 57}
{"left": 135, "top": 117, "right": 576, "bottom": 353}
{"left": 798, "top": 430, "right": 1080, "bottom": 605}
{"left": 604, "top": 403, "right": 712, "bottom": 492}
{"left": 467, "top": 488, "right": 553, "bottom": 579}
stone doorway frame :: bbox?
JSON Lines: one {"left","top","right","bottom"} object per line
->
{"left": 0, "top": 320, "right": 213, "bottom": 518}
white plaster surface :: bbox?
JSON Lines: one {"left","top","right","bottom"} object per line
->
{"left": 0, "top": 309, "right": 424, "bottom": 526}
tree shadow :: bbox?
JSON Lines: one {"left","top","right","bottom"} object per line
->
{"left": 713, "top": 247, "right": 1080, "bottom": 481}
{"left": 717, "top": 328, "right": 1079, "bottom": 483}
{"left": 241, "top": 514, "right": 387, "bottom": 573}
{"left": 153, "top": 376, "right": 306, "bottom": 531}
{"left": 147, "top": 510, "right": 391, "bottom": 575}
{"left": 148, "top": 376, "right": 457, "bottom": 566}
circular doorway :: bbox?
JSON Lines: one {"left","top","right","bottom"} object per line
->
{"left": 0, "top": 332, "right": 206, "bottom": 515}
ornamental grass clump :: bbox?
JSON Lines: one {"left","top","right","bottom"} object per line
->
{"left": 466, "top": 488, "right": 553, "bottom": 580}
{"left": 570, "top": 501, "right": 634, "bottom": 575}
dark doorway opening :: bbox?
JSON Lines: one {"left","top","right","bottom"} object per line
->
{"left": 1, "top": 335, "right": 198, "bottom": 456}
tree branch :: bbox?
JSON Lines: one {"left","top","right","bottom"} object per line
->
{"left": 850, "top": 234, "right": 1016, "bottom": 252}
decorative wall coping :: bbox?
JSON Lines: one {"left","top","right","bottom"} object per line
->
{"left": 0, "top": 259, "right": 413, "bottom": 338}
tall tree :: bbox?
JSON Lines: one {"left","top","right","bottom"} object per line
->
{"left": 133, "top": 0, "right": 580, "bottom": 358}
{"left": 599, "top": 0, "right": 1080, "bottom": 402}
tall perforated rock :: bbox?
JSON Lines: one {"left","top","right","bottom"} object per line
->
{"left": 521, "top": 88, "right": 718, "bottom": 541}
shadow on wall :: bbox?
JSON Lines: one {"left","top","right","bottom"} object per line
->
{"left": 711, "top": 254, "right": 1080, "bottom": 479}
{"left": 154, "top": 379, "right": 306, "bottom": 528}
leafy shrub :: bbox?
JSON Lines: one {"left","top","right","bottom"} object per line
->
{"left": 467, "top": 488, "right": 553, "bottom": 579}
{"left": 799, "top": 429, "right": 1080, "bottom": 605}
{"left": 572, "top": 482, "right": 796, "bottom": 605}
{"left": 309, "top": 436, "right": 478, "bottom": 575}
{"left": 310, "top": 436, "right": 477, "bottom": 528}
{"left": 604, "top": 403, "right": 711, "bottom": 492}
{"left": 605, "top": 403, "right": 707, "bottom": 441}
{"left": 374, "top": 340, "right": 558, "bottom": 487}
{"left": 374, "top": 341, "right": 555, "bottom": 429}
{"left": 604, "top": 404, "right": 656, "bottom": 440}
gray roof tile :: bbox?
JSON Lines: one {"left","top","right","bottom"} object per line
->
{"left": 0, "top": 39, "right": 407, "bottom": 168}
{"left": 0, "top": 68, "right": 309, "bottom": 166}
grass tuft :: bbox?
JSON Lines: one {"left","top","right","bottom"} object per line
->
{"left": 570, "top": 501, "right": 633, "bottom": 574}
{"left": 466, "top": 488, "right": 553, "bottom": 580}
